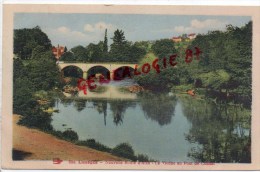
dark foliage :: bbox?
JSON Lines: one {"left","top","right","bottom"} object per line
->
{"left": 111, "top": 143, "right": 137, "bottom": 161}
{"left": 62, "top": 130, "right": 79, "bottom": 142}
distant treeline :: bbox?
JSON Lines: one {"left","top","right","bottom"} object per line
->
{"left": 61, "top": 29, "right": 150, "bottom": 63}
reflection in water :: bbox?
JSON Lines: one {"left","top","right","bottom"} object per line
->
{"left": 51, "top": 80, "right": 251, "bottom": 162}
{"left": 139, "top": 92, "right": 177, "bottom": 126}
{"left": 73, "top": 99, "right": 87, "bottom": 112}
{"left": 92, "top": 99, "right": 108, "bottom": 125}
{"left": 110, "top": 100, "right": 136, "bottom": 126}
{"left": 180, "top": 96, "right": 251, "bottom": 163}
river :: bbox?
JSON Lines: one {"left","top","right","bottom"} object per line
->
{"left": 51, "top": 79, "right": 251, "bottom": 162}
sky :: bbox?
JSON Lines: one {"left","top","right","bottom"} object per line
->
{"left": 14, "top": 13, "right": 251, "bottom": 49}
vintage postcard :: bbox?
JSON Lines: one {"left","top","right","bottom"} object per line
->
{"left": 1, "top": 4, "right": 260, "bottom": 170}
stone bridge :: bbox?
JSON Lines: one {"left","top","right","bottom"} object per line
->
{"left": 58, "top": 62, "right": 137, "bottom": 79}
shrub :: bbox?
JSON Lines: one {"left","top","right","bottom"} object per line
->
{"left": 48, "top": 130, "right": 63, "bottom": 139}
{"left": 136, "top": 154, "right": 150, "bottom": 162}
{"left": 62, "top": 130, "right": 79, "bottom": 142}
{"left": 111, "top": 143, "right": 136, "bottom": 161}
{"left": 77, "top": 139, "right": 111, "bottom": 152}
{"left": 18, "top": 109, "right": 53, "bottom": 131}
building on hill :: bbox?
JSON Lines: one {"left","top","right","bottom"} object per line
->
{"left": 52, "top": 45, "right": 65, "bottom": 61}
{"left": 188, "top": 33, "right": 196, "bottom": 40}
{"left": 172, "top": 33, "right": 197, "bottom": 43}
{"left": 172, "top": 37, "right": 182, "bottom": 43}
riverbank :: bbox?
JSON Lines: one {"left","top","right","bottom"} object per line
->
{"left": 13, "top": 114, "right": 124, "bottom": 161}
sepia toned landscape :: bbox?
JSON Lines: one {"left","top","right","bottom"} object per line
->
{"left": 13, "top": 13, "right": 251, "bottom": 163}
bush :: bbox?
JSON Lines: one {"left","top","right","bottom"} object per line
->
{"left": 77, "top": 139, "right": 111, "bottom": 152}
{"left": 136, "top": 154, "right": 149, "bottom": 162}
{"left": 111, "top": 143, "right": 136, "bottom": 161}
{"left": 18, "top": 109, "right": 53, "bottom": 131}
{"left": 48, "top": 130, "right": 63, "bottom": 139}
{"left": 62, "top": 130, "right": 79, "bottom": 142}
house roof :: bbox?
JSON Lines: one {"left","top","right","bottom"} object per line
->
{"left": 172, "top": 37, "right": 182, "bottom": 39}
{"left": 188, "top": 33, "right": 196, "bottom": 36}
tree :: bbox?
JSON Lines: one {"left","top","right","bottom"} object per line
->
{"left": 60, "top": 51, "right": 76, "bottom": 61}
{"left": 14, "top": 26, "right": 52, "bottom": 59}
{"left": 31, "top": 45, "right": 47, "bottom": 59}
{"left": 109, "top": 29, "right": 128, "bottom": 61}
{"left": 13, "top": 58, "right": 27, "bottom": 79}
{"left": 86, "top": 42, "right": 104, "bottom": 62}
{"left": 26, "top": 55, "right": 61, "bottom": 90}
{"left": 103, "top": 29, "right": 108, "bottom": 53}
{"left": 64, "top": 46, "right": 68, "bottom": 53}
{"left": 111, "top": 29, "right": 126, "bottom": 46}
{"left": 134, "top": 52, "right": 180, "bottom": 91}
{"left": 198, "top": 69, "right": 231, "bottom": 91}
{"left": 71, "top": 46, "right": 88, "bottom": 62}
{"left": 134, "top": 41, "right": 152, "bottom": 53}
{"left": 187, "top": 21, "right": 252, "bottom": 104}
{"left": 13, "top": 77, "right": 37, "bottom": 115}
{"left": 151, "top": 39, "right": 177, "bottom": 59}
{"left": 128, "top": 44, "right": 146, "bottom": 62}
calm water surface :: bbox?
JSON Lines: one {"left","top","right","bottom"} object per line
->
{"left": 51, "top": 79, "right": 251, "bottom": 162}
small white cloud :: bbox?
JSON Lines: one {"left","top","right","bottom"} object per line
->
{"left": 84, "top": 24, "right": 95, "bottom": 32}
{"left": 57, "top": 26, "right": 70, "bottom": 34}
{"left": 190, "top": 19, "right": 227, "bottom": 29}
{"left": 174, "top": 19, "right": 228, "bottom": 34}
{"left": 53, "top": 27, "right": 87, "bottom": 39}
{"left": 84, "top": 21, "right": 115, "bottom": 32}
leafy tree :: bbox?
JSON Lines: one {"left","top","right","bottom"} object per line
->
{"left": 134, "top": 41, "right": 152, "bottom": 53}
{"left": 86, "top": 42, "right": 104, "bottom": 62}
{"left": 31, "top": 45, "right": 47, "bottom": 59}
{"left": 186, "top": 21, "right": 252, "bottom": 105}
{"left": 151, "top": 39, "right": 177, "bottom": 59}
{"left": 14, "top": 26, "right": 52, "bottom": 59}
{"left": 26, "top": 56, "right": 61, "bottom": 90}
{"left": 128, "top": 44, "right": 146, "bottom": 62}
{"left": 60, "top": 51, "right": 76, "bottom": 61}
{"left": 13, "top": 77, "right": 37, "bottom": 115}
{"left": 71, "top": 45, "right": 88, "bottom": 62}
{"left": 198, "top": 69, "right": 231, "bottom": 91}
{"left": 13, "top": 58, "right": 27, "bottom": 79}
{"left": 134, "top": 52, "right": 180, "bottom": 91}
{"left": 18, "top": 108, "right": 53, "bottom": 131}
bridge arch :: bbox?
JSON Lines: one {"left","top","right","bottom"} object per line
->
{"left": 58, "top": 62, "right": 137, "bottom": 80}
{"left": 113, "top": 66, "right": 135, "bottom": 80}
{"left": 61, "top": 65, "right": 84, "bottom": 78}
{"left": 86, "top": 65, "right": 111, "bottom": 79}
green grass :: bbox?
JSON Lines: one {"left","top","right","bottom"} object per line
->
{"left": 89, "top": 85, "right": 108, "bottom": 93}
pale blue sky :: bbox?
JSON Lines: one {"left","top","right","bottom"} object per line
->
{"left": 14, "top": 13, "right": 251, "bottom": 49}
